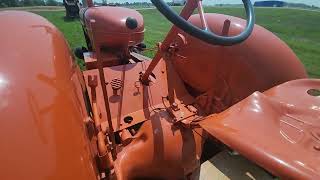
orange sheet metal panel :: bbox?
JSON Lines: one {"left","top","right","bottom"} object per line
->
{"left": 84, "top": 60, "right": 168, "bottom": 131}
{"left": 200, "top": 79, "right": 320, "bottom": 179}
{"left": 0, "top": 11, "right": 97, "bottom": 180}
{"left": 80, "top": 6, "right": 144, "bottom": 49}
{"left": 174, "top": 13, "right": 307, "bottom": 103}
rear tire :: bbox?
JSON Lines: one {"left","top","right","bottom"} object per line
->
{"left": 74, "top": 46, "right": 88, "bottom": 59}
{"left": 82, "top": 27, "right": 93, "bottom": 51}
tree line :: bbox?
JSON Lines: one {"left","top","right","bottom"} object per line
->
{"left": 0, "top": 0, "right": 61, "bottom": 7}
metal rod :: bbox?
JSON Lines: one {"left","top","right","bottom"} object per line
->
{"left": 140, "top": 0, "right": 198, "bottom": 84}
{"left": 90, "top": 20, "right": 117, "bottom": 160}
{"left": 88, "top": 76, "right": 113, "bottom": 168}
{"left": 222, "top": 19, "right": 231, "bottom": 36}
{"left": 97, "top": 59, "right": 117, "bottom": 160}
{"left": 197, "top": 0, "right": 209, "bottom": 31}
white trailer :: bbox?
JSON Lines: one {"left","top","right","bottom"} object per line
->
{"left": 172, "top": 0, "right": 186, "bottom": 6}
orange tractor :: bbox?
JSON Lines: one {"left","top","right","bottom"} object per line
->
{"left": 0, "top": 0, "right": 319, "bottom": 179}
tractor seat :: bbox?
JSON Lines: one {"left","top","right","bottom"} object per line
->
{"left": 199, "top": 79, "right": 320, "bottom": 179}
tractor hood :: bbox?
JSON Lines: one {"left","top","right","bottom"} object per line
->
{"left": 80, "top": 6, "right": 144, "bottom": 48}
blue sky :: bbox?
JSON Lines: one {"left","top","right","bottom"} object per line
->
{"left": 62, "top": 0, "right": 320, "bottom": 7}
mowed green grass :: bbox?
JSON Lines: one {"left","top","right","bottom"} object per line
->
{"left": 36, "top": 7, "right": 320, "bottom": 78}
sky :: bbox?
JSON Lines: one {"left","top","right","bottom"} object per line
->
{"left": 60, "top": 0, "right": 320, "bottom": 7}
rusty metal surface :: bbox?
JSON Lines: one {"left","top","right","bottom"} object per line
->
{"left": 0, "top": 11, "right": 97, "bottom": 180}
{"left": 199, "top": 79, "right": 320, "bottom": 179}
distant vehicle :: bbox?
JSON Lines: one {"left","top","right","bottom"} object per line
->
{"left": 63, "top": 0, "right": 81, "bottom": 18}
{"left": 172, "top": 0, "right": 186, "bottom": 6}
{"left": 254, "top": 0, "right": 285, "bottom": 7}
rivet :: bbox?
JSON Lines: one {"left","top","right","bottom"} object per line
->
{"left": 314, "top": 145, "right": 320, "bottom": 151}
{"left": 172, "top": 102, "right": 178, "bottom": 108}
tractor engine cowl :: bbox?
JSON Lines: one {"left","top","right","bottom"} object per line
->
{"left": 80, "top": 6, "right": 144, "bottom": 51}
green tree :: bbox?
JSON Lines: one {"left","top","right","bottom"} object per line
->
{"left": 0, "top": 3, "right": 7, "bottom": 8}
{"left": 46, "top": 0, "right": 58, "bottom": 6}
{"left": 0, "top": 0, "right": 19, "bottom": 7}
{"left": 22, "top": 0, "right": 33, "bottom": 6}
{"left": 33, "top": 0, "right": 45, "bottom": 6}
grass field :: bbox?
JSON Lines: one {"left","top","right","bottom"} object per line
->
{"left": 35, "top": 7, "right": 320, "bottom": 78}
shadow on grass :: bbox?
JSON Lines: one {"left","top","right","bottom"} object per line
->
{"left": 63, "top": 16, "right": 79, "bottom": 22}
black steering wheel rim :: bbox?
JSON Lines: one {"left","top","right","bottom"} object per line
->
{"left": 151, "top": 0, "right": 255, "bottom": 46}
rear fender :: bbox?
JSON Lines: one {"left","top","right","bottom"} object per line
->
{"left": 0, "top": 11, "right": 97, "bottom": 180}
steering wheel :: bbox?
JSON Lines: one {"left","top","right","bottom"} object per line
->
{"left": 150, "top": 0, "right": 255, "bottom": 46}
